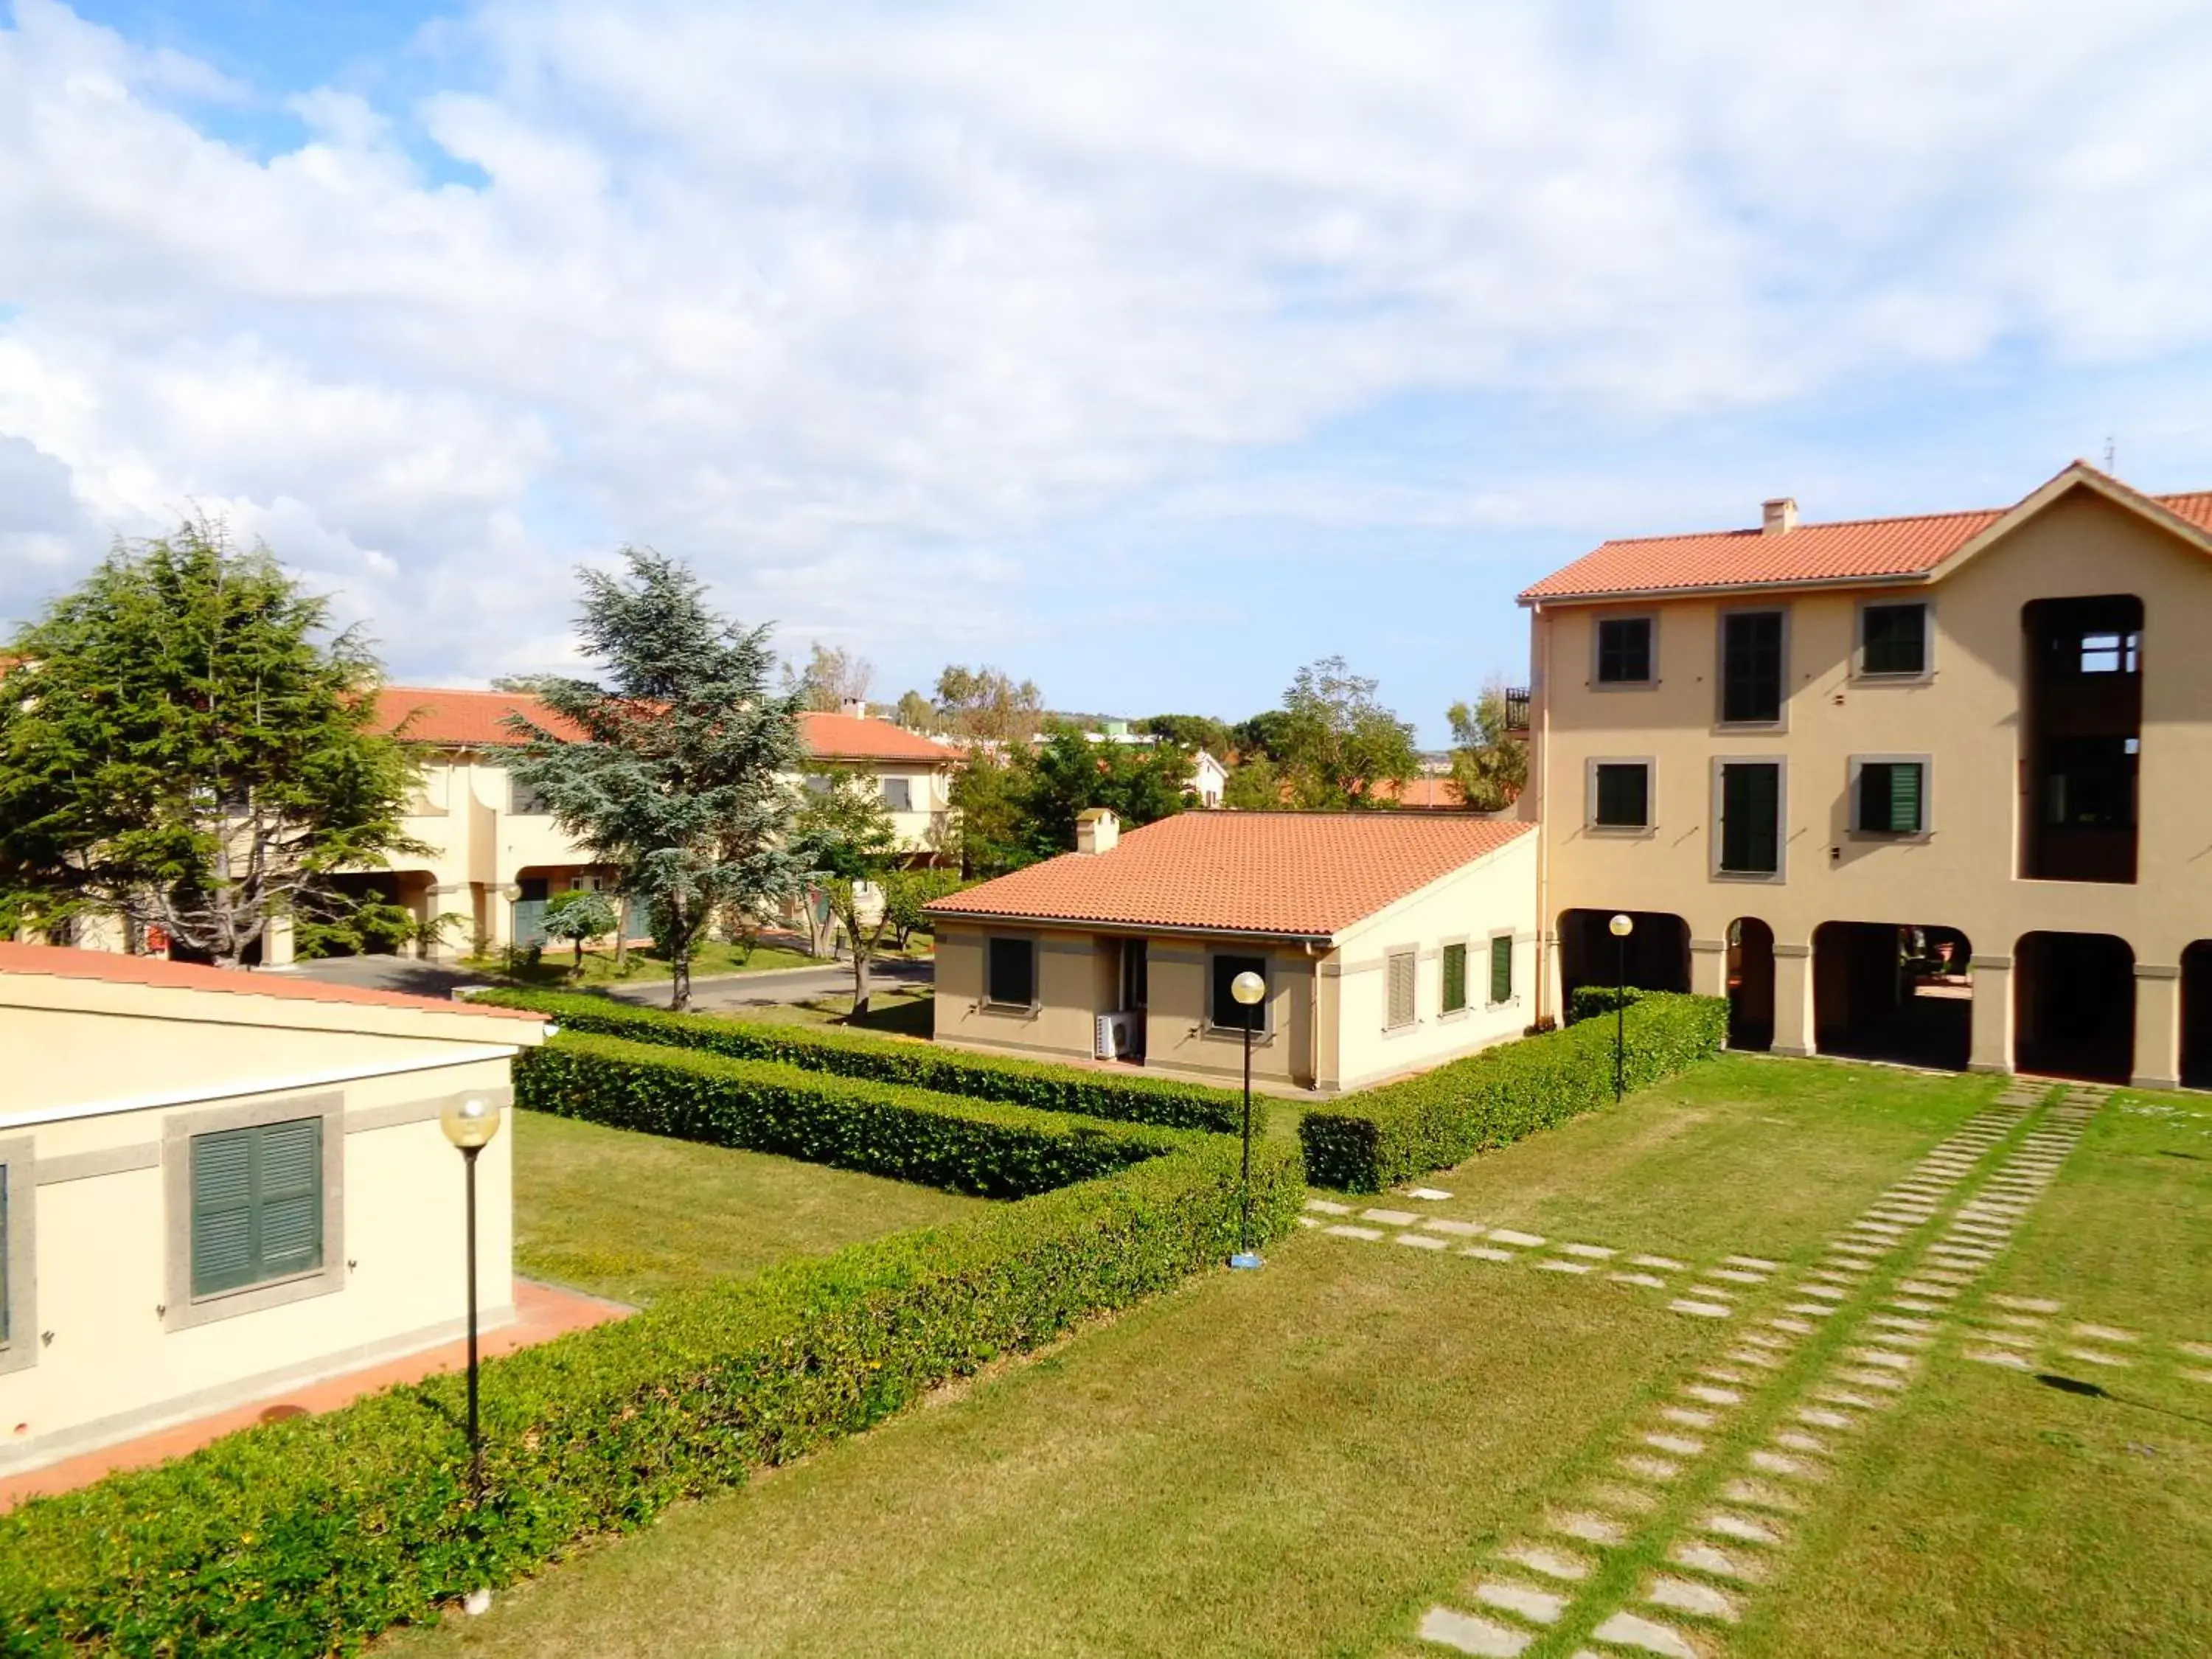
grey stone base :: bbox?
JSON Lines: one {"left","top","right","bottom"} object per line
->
{"left": 2130, "top": 1074, "right": 2179, "bottom": 1092}
{"left": 1771, "top": 1045, "right": 1812, "bottom": 1059}
{"left": 1967, "top": 1062, "right": 2014, "bottom": 1075}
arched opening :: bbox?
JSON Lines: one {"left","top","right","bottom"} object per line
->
{"left": 1558, "top": 908, "right": 1690, "bottom": 1016}
{"left": 1812, "top": 921, "right": 1973, "bottom": 1071}
{"left": 1727, "top": 918, "right": 1775, "bottom": 1051}
{"left": 2014, "top": 931, "right": 2135, "bottom": 1082}
{"left": 2185, "top": 942, "right": 2212, "bottom": 1091}
{"left": 310, "top": 871, "right": 440, "bottom": 957}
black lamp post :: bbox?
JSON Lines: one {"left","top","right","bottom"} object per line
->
{"left": 439, "top": 1093, "right": 503, "bottom": 1503}
{"left": 1609, "top": 913, "right": 1635, "bottom": 1101}
{"left": 1229, "top": 969, "right": 1267, "bottom": 1270}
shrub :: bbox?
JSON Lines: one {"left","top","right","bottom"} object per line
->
{"left": 0, "top": 1091, "right": 1301, "bottom": 1655}
{"left": 1566, "top": 983, "right": 1658, "bottom": 1024}
{"left": 517, "top": 1033, "right": 1183, "bottom": 1197}
{"left": 473, "top": 988, "right": 1251, "bottom": 1134}
{"left": 1300, "top": 992, "right": 1727, "bottom": 1192}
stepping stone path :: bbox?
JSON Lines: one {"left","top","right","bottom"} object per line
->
{"left": 1411, "top": 1085, "right": 2103, "bottom": 1659}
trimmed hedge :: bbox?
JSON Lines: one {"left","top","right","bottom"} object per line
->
{"left": 0, "top": 1071, "right": 1301, "bottom": 1655}
{"left": 517, "top": 1032, "right": 1183, "bottom": 1197}
{"left": 1300, "top": 992, "right": 1727, "bottom": 1192}
{"left": 473, "top": 988, "right": 1253, "bottom": 1135}
{"left": 1567, "top": 983, "right": 1660, "bottom": 1024}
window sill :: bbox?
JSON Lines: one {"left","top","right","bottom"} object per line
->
{"left": 1713, "top": 720, "right": 1788, "bottom": 736}
{"left": 1845, "top": 830, "right": 1933, "bottom": 844}
{"left": 1849, "top": 670, "right": 1935, "bottom": 687}
{"left": 1712, "top": 869, "right": 1785, "bottom": 884}
{"left": 1202, "top": 1026, "right": 1273, "bottom": 1044}
{"left": 1585, "top": 824, "right": 1656, "bottom": 838}
{"left": 167, "top": 1264, "right": 343, "bottom": 1333}
{"left": 978, "top": 1001, "right": 1039, "bottom": 1019}
{"left": 1437, "top": 1006, "right": 1472, "bottom": 1024}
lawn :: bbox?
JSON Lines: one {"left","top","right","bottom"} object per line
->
{"left": 468, "top": 938, "right": 833, "bottom": 988}
{"left": 511, "top": 1108, "right": 990, "bottom": 1304}
{"left": 393, "top": 1060, "right": 2212, "bottom": 1657}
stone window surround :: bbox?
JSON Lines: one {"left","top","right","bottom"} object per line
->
{"left": 1714, "top": 603, "right": 1793, "bottom": 734}
{"left": 979, "top": 931, "right": 1042, "bottom": 1017}
{"left": 1437, "top": 936, "right": 1472, "bottom": 1021}
{"left": 1846, "top": 752, "right": 1936, "bottom": 842}
{"left": 0, "top": 1137, "right": 35, "bottom": 1377}
{"left": 1853, "top": 595, "right": 1938, "bottom": 685}
{"left": 1206, "top": 947, "right": 1276, "bottom": 1039}
{"left": 1585, "top": 755, "right": 1658, "bottom": 837}
{"left": 1590, "top": 609, "right": 1660, "bottom": 690}
{"left": 1710, "top": 754, "right": 1790, "bottom": 884}
{"left": 162, "top": 1092, "right": 348, "bottom": 1335}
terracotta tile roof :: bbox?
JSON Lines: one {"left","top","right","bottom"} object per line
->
{"left": 0, "top": 942, "right": 545, "bottom": 1023}
{"left": 375, "top": 687, "right": 951, "bottom": 764}
{"left": 1521, "top": 482, "right": 2212, "bottom": 604}
{"left": 926, "top": 812, "right": 1534, "bottom": 938}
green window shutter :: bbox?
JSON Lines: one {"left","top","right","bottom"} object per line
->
{"left": 1441, "top": 943, "right": 1467, "bottom": 1013}
{"left": 1857, "top": 762, "right": 1893, "bottom": 832}
{"left": 1888, "top": 763, "right": 1923, "bottom": 833}
{"left": 1722, "top": 764, "right": 1781, "bottom": 873}
{"left": 191, "top": 1129, "right": 258, "bottom": 1297}
{"left": 191, "top": 1119, "right": 323, "bottom": 1298}
{"left": 1386, "top": 952, "right": 1416, "bottom": 1029}
{"left": 1595, "top": 764, "right": 1649, "bottom": 827}
{"left": 1489, "top": 936, "right": 1514, "bottom": 1004}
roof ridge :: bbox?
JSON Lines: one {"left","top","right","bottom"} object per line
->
{"left": 1593, "top": 504, "right": 2004, "bottom": 549}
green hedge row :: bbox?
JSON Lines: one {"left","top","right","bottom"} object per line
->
{"left": 517, "top": 1032, "right": 1183, "bottom": 1198}
{"left": 0, "top": 1088, "right": 1301, "bottom": 1654}
{"left": 473, "top": 989, "right": 1252, "bottom": 1135}
{"left": 1566, "top": 983, "right": 1660, "bottom": 1024}
{"left": 1300, "top": 993, "right": 1728, "bottom": 1192}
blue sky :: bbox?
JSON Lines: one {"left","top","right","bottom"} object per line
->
{"left": 7, "top": 1, "right": 2212, "bottom": 742}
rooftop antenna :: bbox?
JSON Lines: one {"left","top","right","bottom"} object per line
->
{"left": 2104, "top": 434, "right": 2117, "bottom": 472}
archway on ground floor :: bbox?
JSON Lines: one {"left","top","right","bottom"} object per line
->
{"left": 1812, "top": 920, "right": 1974, "bottom": 1071}
{"left": 1558, "top": 908, "right": 1690, "bottom": 1018}
{"left": 1726, "top": 917, "right": 1775, "bottom": 1051}
{"left": 2014, "top": 931, "right": 2135, "bottom": 1083}
{"left": 2179, "top": 942, "right": 2212, "bottom": 1090}
{"left": 511, "top": 866, "right": 619, "bottom": 950}
{"left": 306, "top": 871, "right": 439, "bottom": 957}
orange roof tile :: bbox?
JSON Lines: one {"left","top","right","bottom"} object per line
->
{"left": 1521, "top": 481, "right": 2212, "bottom": 604}
{"left": 374, "top": 687, "right": 951, "bottom": 764}
{"left": 0, "top": 942, "right": 545, "bottom": 1023}
{"left": 926, "top": 812, "right": 1534, "bottom": 938}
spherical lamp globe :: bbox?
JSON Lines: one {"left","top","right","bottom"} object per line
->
{"left": 1231, "top": 970, "right": 1266, "bottom": 1006}
{"left": 1608, "top": 913, "right": 1635, "bottom": 939}
{"left": 440, "top": 1095, "right": 503, "bottom": 1152}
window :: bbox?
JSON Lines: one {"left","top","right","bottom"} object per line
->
{"left": 985, "top": 938, "right": 1037, "bottom": 1008}
{"left": 1860, "top": 603, "right": 1928, "bottom": 677}
{"left": 1385, "top": 950, "right": 1416, "bottom": 1029}
{"left": 508, "top": 771, "right": 549, "bottom": 815}
{"left": 0, "top": 1142, "right": 32, "bottom": 1376}
{"left": 1718, "top": 761, "right": 1782, "bottom": 875}
{"left": 1856, "top": 760, "right": 1927, "bottom": 835}
{"left": 1593, "top": 762, "right": 1652, "bottom": 830}
{"left": 1211, "top": 954, "right": 1269, "bottom": 1032}
{"left": 1441, "top": 942, "right": 1468, "bottom": 1014}
{"left": 1489, "top": 935, "right": 1514, "bottom": 1006}
{"left": 1596, "top": 617, "right": 1654, "bottom": 685}
{"left": 1720, "top": 611, "right": 1786, "bottom": 724}
{"left": 2079, "top": 630, "right": 2141, "bottom": 675}
{"left": 880, "top": 776, "right": 914, "bottom": 813}
{"left": 189, "top": 1119, "right": 323, "bottom": 1299}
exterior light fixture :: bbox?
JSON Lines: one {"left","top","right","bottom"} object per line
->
{"left": 439, "top": 1095, "right": 503, "bottom": 1504}
{"left": 1607, "top": 914, "right": 1635, "bottom": 1101}
{"left": 1230, "top": 970, "right": 1267, "bottom": 1270}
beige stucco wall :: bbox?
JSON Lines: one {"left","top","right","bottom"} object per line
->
{"left": 0, "top": 977, "right": 538, "bottom": 1472}
{"left": 930, "top": 832, "right": 1536, "bottom": 1093}
{"left": 1528, "top": 485, "right": 2212, "bottom": 1081}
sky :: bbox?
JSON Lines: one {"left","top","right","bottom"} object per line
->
{"left": 6, "top": 2, "right": 2212, "bottom": 744}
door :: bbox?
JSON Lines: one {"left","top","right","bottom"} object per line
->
{"left": 1120, "top": 939, "right": 1148, "bottom": 1058}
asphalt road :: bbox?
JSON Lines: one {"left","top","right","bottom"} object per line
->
{"left": 278, "top": 950, "right": 933, "bottom": 1012}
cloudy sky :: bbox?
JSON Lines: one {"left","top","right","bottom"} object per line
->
{"left": 5, "top": 1, "right": 2212, "bottom": 741}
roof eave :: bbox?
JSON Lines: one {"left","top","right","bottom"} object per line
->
{"left": 922, "top": 911, "right": 1339, "bottom": 946}
{"left": 1518, "top": 568, "right": 1935, "bottom": 608}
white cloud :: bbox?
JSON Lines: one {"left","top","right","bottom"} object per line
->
{"left": 3, "top": 0, "right": 2212, "bottom": 713}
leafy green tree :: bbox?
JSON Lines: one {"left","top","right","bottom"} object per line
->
{"left": 945, "top": 746, "right": 1033, "bottom": 878}
{"left": 934, "top": 664, "right": 1043, "bottom": 745}
{"left": 1230, "top": 708, "right": 1297, "bottom": 762}
{"left": 1015, "top": 726, "right": 1191, "bottom": 861}
{"left": 1222, "top": 754, "right": 1284, "bottom": 812}
{"left": 793, "top": 773, "right": 907, "bottom": 1015}
{"left": 1273, "top": 656, "right": 1420, "bottom": 810}
{"left": 789, "top": 642, "right": 874, "bottom": 712}
{"left": 541, "top": 888, "right": 619, "bottom": 973}
{"left": 507, "top": 549, "right": 807, "bottom": 1012}
{"left": 886, "top": 866, "right": 964, "bottom": 948}
{"left": 0, "top": 518, "right": 421, "bottom": 967}
{"left": 1446, "top": 680, "right": 1529, "bottom": 812}
{"left": 1135, "top": 713, "right": 1233, "bottom": 757}
{"left": 893, "top": 689, "right": 939, "bottom": 733}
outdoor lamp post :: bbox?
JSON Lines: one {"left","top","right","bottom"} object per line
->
{"left": 439, "top": 1093, "right": 504, "bottom": 1503}
{"left": 1229, "top": 969, "right": 1267, "bottom": 1270}
{"left": 1608, "top": 914, "right": 1635, "bottom": 1102}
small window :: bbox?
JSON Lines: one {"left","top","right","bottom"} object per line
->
{"left": 0, "top": 1144, "right": 32, "bottom": 1376}
{"left": 881, "top": 777, "right": 914, "bottom": 813}
{"left": 508, "top": 771, "right": 550, "bottom": 816}
{"left": 1385, "top": 950, "right": 1416, "bottom": 1029}
{"left": 1860, "top": 604, "right": 1928, "bottom": 677}
{"left": 1593, "top": 762, "right": 1651, "bottom": 829}
{"left": 1719, "top": 762, "right": 1782, "bottom": 875}
{"left": 2079, "top": 630, "right": 2141, "bottom": 675}
{"left": 985, "top": 938, "right": 1037, "bottom": 1008}
{"left": 190, "top": 1119, "right": 324, "bottom": 1299}
{"left": 1441, "top": 942, "right": 1468, "bottom": 1014}
{"left": 1596, "top": 617, "right": 1653, "bottom": 684}
{"left": 1211, "top": 954, "right": 1269, "bottom": 1032}
{"left": 1857, "top": 761, "right": 1927, "bottom": 835}
{"left": 1721, "top": 611, "right": 1785, "bottom": 724}
{"left": 1489, "top": 935, "right": 1514, "bottom": 1005}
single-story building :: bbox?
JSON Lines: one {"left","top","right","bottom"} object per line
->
{"left": 0, "top": 945, "right": 546, "bottom": 1476}
{"left": 925, "top": 809, "right": 1538, "bottom": 1093}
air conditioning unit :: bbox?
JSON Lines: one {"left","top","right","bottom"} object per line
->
{"left": 1096, "top": 1011, "right": 1136, "bottom": 1060}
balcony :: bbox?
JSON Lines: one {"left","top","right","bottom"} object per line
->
{"left": 1503, "top": 687, "right": 1531, "bottom": 736}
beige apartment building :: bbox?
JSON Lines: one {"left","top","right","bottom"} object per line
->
{"left": 927, "top": 809, "right": 1537, "bottom": 1093}
{"left": 1521, "top": 461, "right": 2212, "bottom": 1090}
{"left": 0, "top": 944, "right": 545, "bottom": 1474}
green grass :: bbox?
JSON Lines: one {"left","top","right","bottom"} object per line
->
{"left": 468, "top": 939, "right": 830, "bottom": 988}
{"left": 511, "top": 1107, "right": 990, "bottom": 1304}
{"left": 728, "top": 984, "right": 936, "bottom": 1037}
{"left": 393, "top": 1062, "right": 2212, "bottom": 1656}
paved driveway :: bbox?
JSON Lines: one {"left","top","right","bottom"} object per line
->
{"left": 279, "top": 952, "right": 934, "bottom": 1012}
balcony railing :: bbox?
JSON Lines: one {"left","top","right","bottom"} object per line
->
{"left": 1503, "top": 686, "right": 1531, "bottom": 735}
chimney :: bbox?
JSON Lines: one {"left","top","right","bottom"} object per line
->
{"left": 840, "top": 697, "right": 869, "bottom": 719}
{"left": 1074, "top": 807, "right": 1119, "bottom": 855}
{"left": 1761, "top": 497, "right": 1798, "bottom": 535}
